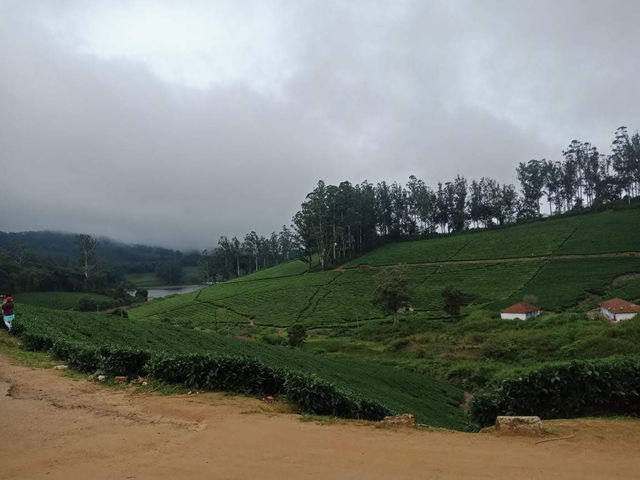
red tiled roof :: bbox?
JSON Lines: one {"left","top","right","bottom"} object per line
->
{"left": 600, "top": 298, "right": 640, "bottom": 314}
{"left": 501, "top": 302, "right": 540, "bottom": 314}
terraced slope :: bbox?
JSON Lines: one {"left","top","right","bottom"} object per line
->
{"left": 130, "top": 207, "right": 640, "bottom": 329}
{"left": 345, "top": 207, "right": 640, "bottom": 267}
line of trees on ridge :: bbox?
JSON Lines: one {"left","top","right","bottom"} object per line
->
{"left": 293, "top": 127, "right": 640, "bottom": 269}
{"left": 198, "top": 226, "right": 296, "bottom": 282}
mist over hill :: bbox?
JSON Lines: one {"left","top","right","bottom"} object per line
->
{"left": 0, "top": 230, "right": 186, "bottom": 263}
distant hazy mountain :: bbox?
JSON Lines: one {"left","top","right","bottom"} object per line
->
{"left": 0, "top": 230, "right": 184, "bottom": 263}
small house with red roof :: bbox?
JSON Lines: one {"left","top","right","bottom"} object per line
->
{"left": 599, "top": 298, "right": 640, "bottom": 322}
{"left": 500, "top": 302, "right": 541, "bottom": 320}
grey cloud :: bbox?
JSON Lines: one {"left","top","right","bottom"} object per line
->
{"left": 1, "top": 0, "right": 639, "bottom": 248}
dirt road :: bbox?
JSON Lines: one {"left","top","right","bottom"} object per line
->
{"left": 1, "top": 354, "right": 639, "bottom": 480}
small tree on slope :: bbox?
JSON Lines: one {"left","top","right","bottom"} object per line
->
{"left": 372, "top": 265, "right": 412, "bottom": 326}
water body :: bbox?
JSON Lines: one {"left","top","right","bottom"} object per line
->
{"left": 146, "top": 285, "right": 204, "bottom": 299}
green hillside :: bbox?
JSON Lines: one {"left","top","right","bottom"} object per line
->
{"left": 345, "top": 208, "right": 640, "bottom": 266}
{"left": 128, "top": 206, "right": 640, "bottom": 391}
{"left": 131, "top": 207, "right": 640, "bottom": 327}
{"left": 9, "top": 206, "right": 639, "bottom": 428}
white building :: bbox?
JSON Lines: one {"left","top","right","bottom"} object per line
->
{"left": 599, "top": 298, "right": 640, "bottom": 322}
{"left": 500, "top": 302, "right": 541, "bottom": 320}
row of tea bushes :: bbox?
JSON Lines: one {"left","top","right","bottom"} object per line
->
{"left": 469, "top": 356, "right": 640, "bottom": 428}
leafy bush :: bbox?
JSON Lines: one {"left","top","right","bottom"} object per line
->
{"left": 109, "top": 308, "right": 129, "bottom": 318}
{"left": 469, "top": 357, "right": 640, "bottom": 428}
{"left": 287, "top": 324, "right": 307, "bottom": 347}
{"left": 50, "top": 340, "right": 101, "bottom": 372}
{"left": 147, "top": 354, "right": 284, "bottom": 395}
{"left": 135, "top": 289, "right": 148, "bottom": 300}
{"left": 76, "top": 296, "right": 98, "bottom": 312}
{"left": 284, "top": 374, "right": 389, "bottom": 419}
{"left": 98, "top": 346, "right": 150, "bottom": 376}
{"left": 260, "top": 333, "right": 288, "bottom": 346}
{"left": 147, "top": 354, "right": 389, "bottom": 419}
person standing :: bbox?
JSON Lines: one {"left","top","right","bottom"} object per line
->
{"left": 2, "top": 295, "right": 14, "bottom": 331}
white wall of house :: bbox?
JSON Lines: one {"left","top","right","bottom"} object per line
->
{"left": 501, "top": 311, "right": 540, "bottom": 320}
{"left": 601, "top": 307, "right": 638, "bottom": 322}
{"left": 501, "top": 312, "right": 526, "bottom": 320}
{"left": 601, "top": 307, "right": 614, "bottom": 321}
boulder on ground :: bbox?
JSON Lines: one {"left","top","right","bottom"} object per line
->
{"left": 496, "top": 416, "right": 543, "bottom": 436}
{"left": 114, "top": 376, "right": 128, "bottom": 384}
{"left": 53, "top": 365, "right": 68, "bottom": 370}
{"left": 381, "top": 414, "right": 416, "bottom": 427}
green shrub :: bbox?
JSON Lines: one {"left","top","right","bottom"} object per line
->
{"left": 98, "top": 346, "right": 150, "bottom": 377}
{"left": 260, "top": 333, "right": 288, "bottom": 346}
{"left": 50, "top": 340, "right": 101, "bottom": 372}
{"left": 287, "top": 324, "right": 307, "bottom": 347}
{"left": 147, "top": 354, "right": 284, "bottom": 395}
{"left": 283, "top": 373, "right": 389, "bottom": 419}
{"left": 20, "top": 332, "right": 54, "bottom": 352}
{"left": 76, "top": 296, "right": 98, "bottom": 312}
{"left": 468, "top": 357, "right": 640, "bottom": 429}
{"left": 147, "top": 353, "right": 390, "bottom": 419}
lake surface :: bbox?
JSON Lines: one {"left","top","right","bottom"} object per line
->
{"left": 146, "top": 285, "right": 204, "bottom": 299}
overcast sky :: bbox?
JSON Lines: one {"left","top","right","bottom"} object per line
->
{"left": 1, "top": 0, "right": 639, "bottom": 249}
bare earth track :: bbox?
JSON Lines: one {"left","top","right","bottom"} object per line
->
{"left": 1, "top": 354, "right": 639, "bottom": 479}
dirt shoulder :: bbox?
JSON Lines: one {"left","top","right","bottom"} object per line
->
{"left": 1, "top": 353, "right": 639, "bottom": 480}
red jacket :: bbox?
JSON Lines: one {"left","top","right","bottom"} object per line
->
{"left": 2, "top": 301, "right": 13, "bottom": 316}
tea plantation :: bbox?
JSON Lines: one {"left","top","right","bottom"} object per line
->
{"left": 10, "top": 205, "right": 640, "bottom": 428}
{"left": 15, "top": 291, "right": 114, "bottom": 310}
{"left": 11, "top": 304, "right": 466, "bottom": 429}
{"left": 124, "top": 205, "right": 640, "bottom": 423}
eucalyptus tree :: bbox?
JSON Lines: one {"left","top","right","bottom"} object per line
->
{"left": 450, "top": 175, "right": 468, "bottom": 232}
{"left": 75, "top": 233, "right": 98, "bottom": 285}
{"left": 612, "top": 127, "right": 640, "bottom": 201}
{"left": 516, "top": 160, "right": 546, "bottom": 217}
{"left": 468, "top": 180, "right": 484, "bottom": 228}
{"left": 498, "top": 184, "right": 518, "bottom": 225}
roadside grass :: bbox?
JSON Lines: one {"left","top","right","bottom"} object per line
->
{"left": 0, "top": 331, "right": 55, "bottom": 368}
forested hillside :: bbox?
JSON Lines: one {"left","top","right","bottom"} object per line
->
{"left": 0, "top": 230, "right": 183, "bottom": 263}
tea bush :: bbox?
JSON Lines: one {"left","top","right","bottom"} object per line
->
{"left": 469, "top": 356, "right": 640, "bottom": 428}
